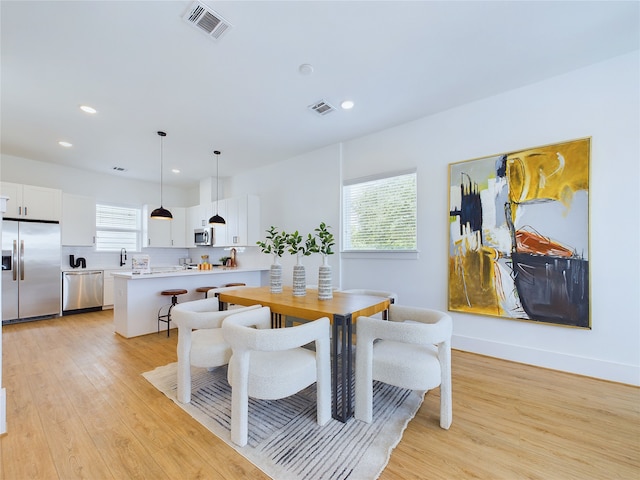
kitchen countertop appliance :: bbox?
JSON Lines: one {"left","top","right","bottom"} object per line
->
{"left": 62, "top": 270, "right": 103, "bottom": 315}
{"left": 2, "top": 219, "right": 62, "bottom": 324}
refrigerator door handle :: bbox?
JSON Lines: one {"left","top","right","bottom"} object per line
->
{"left": 12, "top": 240, "right": 17, "bottom": 281}
{"left": 20, "top": 240, "right": 25, "bottom": 280}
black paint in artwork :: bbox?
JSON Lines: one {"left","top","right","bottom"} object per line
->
{"left": 450, "top": 173, "right": 483, "bottom": 237}
{"left": 511, "top": 253, "right": 589, "bottom": 328}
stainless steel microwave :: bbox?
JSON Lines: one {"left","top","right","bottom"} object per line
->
{"left": 194, "top": 228, "right": 213, "bottom": 246}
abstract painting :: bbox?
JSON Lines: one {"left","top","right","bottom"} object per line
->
{"left": 448, "top": 138, "right": 590, "bottom": 328}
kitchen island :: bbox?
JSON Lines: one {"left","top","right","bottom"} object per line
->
{"left": 112, "top": 267, "right": 268, "bottom": 338}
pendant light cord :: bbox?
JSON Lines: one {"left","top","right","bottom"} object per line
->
{"left": 158, "top": 131, "right": 167, "bottom": 207}
{"left": 215, "top": 150, "right": 221, "bottom": 212}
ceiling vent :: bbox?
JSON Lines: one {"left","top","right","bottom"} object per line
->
{"left": 183, "top": 1, "right": 232, "bottom": 40}
{"left": 308, "top": 100, "right": 336, "bottom": 116}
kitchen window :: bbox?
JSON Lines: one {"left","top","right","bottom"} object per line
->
{"left": 342, "top": 170, "right": 417, "bottom": 253}
{"left": 95, "top": 204, "right": 141, "bottom": 252}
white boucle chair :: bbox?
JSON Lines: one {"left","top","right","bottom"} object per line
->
{"left": 340, "top": 289, "right": 398, "bottom": 319}
{"left": 206, "top": 284, "right": 250, "bottom": 299}
{"left": 355, "top": 304, "right": 453, "bottom": 429}
{"left": 222, "top": 306, "right": 331, "bottom": 447}
{"left": 172, "top": 297, "right": 261, "bottom": 404}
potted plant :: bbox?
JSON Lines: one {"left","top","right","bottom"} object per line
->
{"left": 257, "top": 226, "right": 287, "bottom": 293}
{"left": 286, "top": 230, "right": 317, "bottom": 296}
{"left": 314, "top": 222, "right": 335, "bottom": 299}
{"left": 315, "top": 222, "right": 335, "bottom": 258}
{"left": 256, "top": 226, "right": 287, "bottom": 261}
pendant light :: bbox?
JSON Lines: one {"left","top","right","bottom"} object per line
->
{"left": 208, "top": 150, "right": 226, "bottom": 225}
{"left": 150, "top": 131, "right": 173, "bottom": 220}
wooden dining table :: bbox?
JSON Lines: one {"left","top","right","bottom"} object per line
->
{"left": 217, "top": 286, "right": 391, "bottom": 422}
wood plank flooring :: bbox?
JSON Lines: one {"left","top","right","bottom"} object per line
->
{"left": 1, "top": 310, "right": 638, "bottom": 479}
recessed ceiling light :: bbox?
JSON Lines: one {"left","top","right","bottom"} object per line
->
{"left": 80, "top": 105, "right": 97, "bottom": 114}
{"left": 341, "top": 100, "right": 355, "bottom": 110}
{"left": 171, "top": 169, "right": 181, "bottom": 174}
{"left": 58, "top": 141, "right": 73, "bottom": 147}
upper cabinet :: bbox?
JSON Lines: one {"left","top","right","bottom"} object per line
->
{"left": 142, "top": 196, "right": 259, "bottom": 249}
{"left": 61, "top": 193, "right": 96, "bottom": 246}
{"left": 211, "top": 199, "right": 228, "bottom": 247}
{"left": 143, "top": 206, "right": 186, "bottom": 248}
{"left": 211, "top": 195, "right": 260, "bottom": 247}
{"left": 1, "top": 182, "right": 62, "bottom": 221}
{"left": 226, "top": 195, "right": 260, "bottom": 246}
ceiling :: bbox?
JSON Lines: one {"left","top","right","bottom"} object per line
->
{"left": 1, "top": 1, "right": 638, "bottom": 188}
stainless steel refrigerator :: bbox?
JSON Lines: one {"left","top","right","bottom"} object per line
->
{"left": 2, "top": 220, "right": 61, "bottom": 324}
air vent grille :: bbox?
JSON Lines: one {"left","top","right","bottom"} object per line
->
{"left": 309, "top": 100, "right": 336, "bottom": 116}
{"left": 183, "top": 1, "right": 232, "bottom": 40}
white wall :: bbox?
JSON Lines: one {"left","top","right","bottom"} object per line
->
{"left": 0, "top": 154, "right": 196, "bottom": 207}
{"left": 340, "top": 51, "right": 639, "bottom": 385}
{"left": 228, "top": 144, "right": 343, "bottom": 284}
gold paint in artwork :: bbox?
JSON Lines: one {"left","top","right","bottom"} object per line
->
{"left": 506, "top": 138, "right": 589, "bottom": 207}
{"left": 449, "top": 237, "right": 502, "bottom": 316}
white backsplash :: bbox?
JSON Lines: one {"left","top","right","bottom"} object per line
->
{"left": 61, "top": 245, "right": 267, "bottom": 270}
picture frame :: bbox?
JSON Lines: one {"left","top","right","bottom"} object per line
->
{"left": 448, "top": 138, "right": 590, "bottom": 328}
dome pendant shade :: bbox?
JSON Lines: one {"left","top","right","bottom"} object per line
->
{"left": 151, "top": 206, "right": 173, "bottom": 220}
{"left": 151, "top": 131, "right": 172, "bottom": 220}
{"left": 208, "top": 213, "right": 226, "bottom": 225}
{"left": 209, "top": 149, "right": 226, "bottom": 225}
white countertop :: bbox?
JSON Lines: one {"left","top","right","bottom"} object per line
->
{"left": 111, "top": 266, "right": 268, "bottom": 279}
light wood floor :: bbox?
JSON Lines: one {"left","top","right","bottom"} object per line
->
{"left": 1, "top": 310, "right": 638, "bottom": 479}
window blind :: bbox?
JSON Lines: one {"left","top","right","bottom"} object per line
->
{"left": 96, "top": 204, "right": 141, "bottom": 252}
{"left": 342, "top": 171, "right": 417, "bottom": 251}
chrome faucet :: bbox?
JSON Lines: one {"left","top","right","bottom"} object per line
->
{"left": 120, "top": 248, "right": 127, "bottom": 267}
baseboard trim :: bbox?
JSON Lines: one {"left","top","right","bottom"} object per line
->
{"left": 452, "top": 334, "right": 639, "bottom": 386}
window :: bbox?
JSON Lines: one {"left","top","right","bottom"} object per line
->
{"left": 95, "top": 204, "right": 141, "bottom": 252}
{"left": 342, "top": 170, "right": 417, "bottom": 251}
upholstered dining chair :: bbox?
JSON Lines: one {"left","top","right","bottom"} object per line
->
{"left": 341, "top": 289, "right": 398, "bottom": 319}
{"left": 354, "top": 304, "right": 452, "bottom": 429}
{"left": 222, "top": 306, "right": 331, "bottom": 447}
{"left": 171, "top": 297, "right": 261, "bottom": 404}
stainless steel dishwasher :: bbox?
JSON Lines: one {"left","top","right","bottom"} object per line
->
{"left": 62, "top": 270, "right": 104, "bottom": 315}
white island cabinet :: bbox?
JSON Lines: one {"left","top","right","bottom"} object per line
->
{"left": 112, "top": 268, "right": 268, "bottom": 338}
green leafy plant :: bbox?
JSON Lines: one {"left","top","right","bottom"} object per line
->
{"left": 314, "top": 222, "right": 335, "bottom": 256}
{"left": 286, "top": 230, "right": 317, "bottom": 257}
{"left": 256, "top": 226, "right": 287, "bottom": 257}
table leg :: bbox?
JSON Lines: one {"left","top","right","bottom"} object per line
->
{"left": 271, "top": 312, "right": 282, "bottom": 329}
{"left": 332, "top": 313, "right": 353, "bottom": 422}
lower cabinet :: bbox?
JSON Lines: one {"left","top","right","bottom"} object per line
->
{"left": 103, "top": 271, "right": 116, "bottom": 307}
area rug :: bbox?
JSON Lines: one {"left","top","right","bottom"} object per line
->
{"left": 143, "top": 362, "right": 424, "bottom": 480}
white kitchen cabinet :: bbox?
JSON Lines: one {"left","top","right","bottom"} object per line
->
{"left": 170, "top": 207, "right": 187, "bottom": 248}
{"left": 0, "top": 182, "right": 62, "bottom": 221}
{"left": 211, "top": 199, "right": 228, "bottom": 247}
{"left": 143, "top": 205, "right": 187, "bottom": 248}
{"left": 226, "top": 195, "right": 260, "bottom": 246}
{"left": 61, "top": 193, "right": 96, "bottom": 246}
{"left": 103, "top": 270, "right": 115, "bottom": 307}
{"left": 185, "top": 195, "right": 260, "bottom": 247}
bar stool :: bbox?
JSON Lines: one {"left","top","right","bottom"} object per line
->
{"left": 224, "top": 282, "right": 246, "bottom": 287}
{"left": 195, "top": 286, "right": 217, "bottom": 298}
{"left": 158, "top": 289, "right": 188, "bottom": 337}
